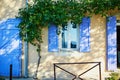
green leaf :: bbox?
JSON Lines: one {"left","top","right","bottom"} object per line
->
{"left": 16, "top": 0, "right": 120, "bottom": 53}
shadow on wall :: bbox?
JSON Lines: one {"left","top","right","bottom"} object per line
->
{"left": 27, "top": 15, "right": 106, "bottom": 79}
{"left": 0, "top": 0, "right": 25, "bottom": 20}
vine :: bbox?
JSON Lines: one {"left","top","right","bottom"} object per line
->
{"left": 17, "top": 0, "right": 120, "bottom": 78}
{"left": 17, "top": 0, "right": 120, "bottom": 51}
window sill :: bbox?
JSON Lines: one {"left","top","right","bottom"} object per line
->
{"left": 59, "top": 48, "right": 79, "bottom": 52}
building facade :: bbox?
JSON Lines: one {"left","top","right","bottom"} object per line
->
{"left": 0, "top": 0, "right": 120, "bottom": 80}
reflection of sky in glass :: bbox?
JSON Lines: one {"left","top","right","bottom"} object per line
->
{"left": 70, "top": 23, "right": 77, "bottom": 42}
{"left": 62, "top": 26, "right": 68, "bottom": 48}
{"left": 62, "top": 22, "right": 77, "bottom": 48}
{"left": 63, "top": 28, "right": 68, "bottom": 43}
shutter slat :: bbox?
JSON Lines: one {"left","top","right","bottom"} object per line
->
{"left": 80, "top": 17, "right": 90, "bottom": 52}
{"left": 107, "top": 16, "right": 117, "bottom": 71}
{"left": 48, "top": 24, "right": 58, "bottom": 52}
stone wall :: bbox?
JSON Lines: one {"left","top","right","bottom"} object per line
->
{"left": 0, "top": 0, "right": 25, "bottom": 20}
{"left": 0, "top": 0, "right": 120, "bottom": 79}
{"left": 28, "top": 15, "right": 107, "bottom": 80}
{"left": 27, "top": 14, "right": 120, "bottom": 80}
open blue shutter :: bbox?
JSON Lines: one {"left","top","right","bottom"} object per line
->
{"left": 106, "top": 16, "right": 117, "bottom": 71}
{"left": 80, "top": 17, "right": 90, "bottom": 52}
{"left": 48, "top": 24, "right": 58, "bottom": 52}
{"left": 0, "top": 18, "right": 22, "bottom": 76}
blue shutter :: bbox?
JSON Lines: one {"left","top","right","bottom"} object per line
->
{"left": 0, "top": 18, "right": 22, "bottom": 76}
{"left": 80, "top": 17, "right": 90, "bottom": 52}
{"left": 106, "top": 16, "right": 117, "bottom": 71}
{"left": 48, "top": 24, "right": 58, "bottom": 52}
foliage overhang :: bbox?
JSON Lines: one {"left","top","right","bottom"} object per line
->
{"left": 17, "top": 0, "right": 120, "bottom": 51}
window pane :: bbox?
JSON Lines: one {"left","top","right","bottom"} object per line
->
{"left": 61, "top": 22, "right": 78, "bottom": 49}
{"left": 70, "top": 23, "right": 77, "bottom": 48}
{"left": 71, "top": 41, "right": 77, "bottom": 48}
{"left": 62, "top": 26, "right": 68, "bottom": 48}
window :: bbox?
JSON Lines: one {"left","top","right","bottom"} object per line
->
{"left": 48, "top": 17, "right": 90, "bottom": 52}
{"left": 59, "top": 22, "right": 79, "bottom": 50}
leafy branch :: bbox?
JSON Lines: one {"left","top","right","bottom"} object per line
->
{"left": 17, "top": 0, "right": 120, "bottom": 78}
{"left": 17, "top": 0, "right": 120, "bottom": 51}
